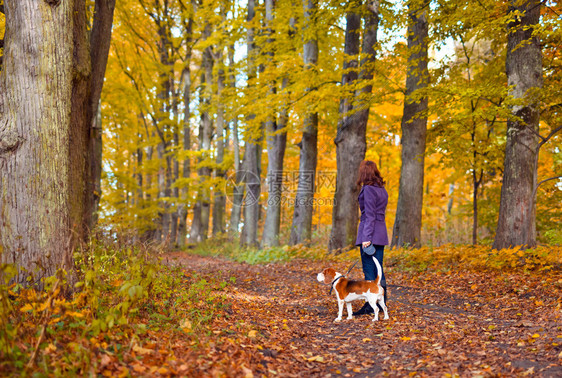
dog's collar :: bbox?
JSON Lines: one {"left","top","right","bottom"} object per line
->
{"left": 329, "top": 274, "right": 344, "bottom": 295}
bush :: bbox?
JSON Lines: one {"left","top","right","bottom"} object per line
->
{"left": 0, "top": 238, "right": 230, "bottom": 375}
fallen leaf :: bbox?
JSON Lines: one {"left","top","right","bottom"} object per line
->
{"left": 242, "top": 366, "right": 254, "bottom": 378}
{"left": 180, "top": 319, "right": 192, "bottom": 332}
{"left": 157, "top": 367, "right": 168, "bottom": 374}
{"left": 132, "top": 344, "right": 152, "bottom": 355}
{"left": 100, "top": 354, "right": 112, "bottom": 367}
{"left": 307, "top": 355, "right": 325, "bottom": 363}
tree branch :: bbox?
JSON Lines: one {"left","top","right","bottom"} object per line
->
{"left": 538, "top": 124, "right": 562, "bottom": 149}
{"left": 533, "top": 175, "right": 562, "bottom": 202}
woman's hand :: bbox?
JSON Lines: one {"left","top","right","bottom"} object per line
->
{"left": 362, "top": 241, "right": 371, "bottom": 248}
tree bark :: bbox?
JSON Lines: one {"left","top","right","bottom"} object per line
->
{"left": 0, "top": 0, "right": 90, "bottom": 285}
{"left": 329, "top": 0, "right": 380, "bottom": 252}
{"left": 262, "top": 77, "right": 289, "bottom": 247}
{"left": 176, "top": 5, "right": 193, "bottom": 248}
{"left": 213, "top": 51, "right": 227, "bottom": 236}
{"left": 190, "top": 29, "right": 213, "bottom": 243}
{"left": 493, "top": 0, "right": 542, "bottom": 249}
{"left": 240, "top": 0, "right": 262, "bottom": 247}
{"left": 472, "top": 169, "right": 483, "bottom": 245}
{"left": 262, "top": 2, "right": 292, "bottom": 247}
{"left": 290, "top": 0, "right": 319, "bottom": 245}
{"left": 228, "top": 46, "right": 243, "bottom": 237}
{"left": 391, "top": 0, "right": 429, "bottom": 249}
{"left": 85, "top": 0, "right": 116, "bottom": 232}
{"left": 155, "top": 12, "right": 175, "bottom": 244}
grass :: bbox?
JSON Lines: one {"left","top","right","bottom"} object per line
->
{"left": 190, "top": 237, "right": 562, "bottom": 275}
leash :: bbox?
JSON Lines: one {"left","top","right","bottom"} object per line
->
{"left": 329, "top": 259, "right": 360, "bottom": 295}
{"left": 344, "top": 259, "right": 359, "bottom": 276}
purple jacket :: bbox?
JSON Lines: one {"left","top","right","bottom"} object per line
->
{"left": 355, "top": 184, "right": 389, "bottom": 246}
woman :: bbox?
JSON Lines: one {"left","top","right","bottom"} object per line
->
{"left": 353, "top": 160, "right": 388, "bottom": 316}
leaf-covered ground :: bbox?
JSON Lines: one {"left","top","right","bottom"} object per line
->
{"left": 166, "top": 252, "right": 562, "bottom": 377}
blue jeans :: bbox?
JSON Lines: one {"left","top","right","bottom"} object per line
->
{"left": 360, "top": 244, "right": 386, "bottom": 288}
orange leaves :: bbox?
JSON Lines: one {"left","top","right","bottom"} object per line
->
{"left": 4, "top": 246, "right": 562, "bottom": 376}
{"left": 384, "top": 244, "right": 562, "bottom": 274}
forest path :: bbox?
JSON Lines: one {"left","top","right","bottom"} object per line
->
{"left": 166, "top": 252, "right": 562, "bottom": 377}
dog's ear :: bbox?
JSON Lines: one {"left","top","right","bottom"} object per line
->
{"left": 323, "top": 268, "right": 336, "bottom": 281}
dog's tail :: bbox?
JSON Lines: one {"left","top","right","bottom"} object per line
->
{"left": 372, "top": 256, "right": 383, "bottom": 286}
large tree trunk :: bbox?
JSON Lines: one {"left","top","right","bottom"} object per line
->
{"left": 391, "top": 0, "right": 429, "bottom": 249}
{"left": 329, "top": 0, "right": 380, "bottom": 252}
{"left": 0, "top": 0, "right": 92, "bottom": 285}
{"left": 493, "top": 0, "right": 542, "bottom": 249}
{"left": 289, "top": 0, "right": 319, "bottom": 245}
{"left": 329, "top": 11, "right": 361, "bottom": 253}
{"left": 240, "top": 0, "right": 262, "bottom": 247}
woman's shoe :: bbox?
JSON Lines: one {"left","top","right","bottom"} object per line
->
{"left": 353, "top": 302, "right": 374, "bottom": 316}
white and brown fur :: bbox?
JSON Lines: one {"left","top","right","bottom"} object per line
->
{"left": 317, "top": 256, "right": 388, "bottom": 322}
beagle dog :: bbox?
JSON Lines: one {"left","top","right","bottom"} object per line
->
{"left": 317, "top": 256, "right": 388, "bottom": 322}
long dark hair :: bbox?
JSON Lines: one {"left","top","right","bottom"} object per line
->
{"left": 356, "top": 160, "right": 385, "bottom": 188}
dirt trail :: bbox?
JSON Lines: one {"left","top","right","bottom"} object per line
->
{"left": 167, "top": 253, "right": 562, "bottom": 377}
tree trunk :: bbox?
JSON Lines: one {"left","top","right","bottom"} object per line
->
{"left": 189, "top": 202, "right": 203, "bottom": 244}
{"left": 170, "top": 122, "right": 180, "bottom": 245}
{"left": 212, "top": 51, "right": 226, "bottom": 236}
{"left": 229, "top": 115, "right": 244, "bottom": 237}
{"left": 262, "top": 1, "right": 291, "bottom": 247}
{"left": 136, "top": 138, "right": 144, "bottom": 212}
{"left": 471, "top": 160, "right": 483, "bottom": 245}
{"left": 391, "top": 0, "right": 429, "bottom": 249}
{"left": 199, "top": 41, "right": 213, "bottom": 242}
{"left": 240, "top": 145, "right": 261, "bottom": 247}
{"left": 329, "top": 0, "right": 380, "bottom": 252}
{"left": 240, "top": 0, "right": 262, "bottom": 247}
{"left": 155, "top": 16, "right": 174, "bottom": 244}
{"left": 228, "top": 46, "right": 243, "bottom": 237}
{"left": 176, "top": 8, "right": 193, "bottom": 248}
{"left": 86, "top": 0, "right": 116, "bottom": 232}
{"left": 493, "top": 0, "right": 542, "bottom": 249}
{"left": 289, "top": 0, "right": 319, "bottom": 245}
{"left": 90, "top": 101, "right": 103, "bottom": 227}
{"left": 262, "top": 77, "right": 289, "bottom": 247}
{"left": 472, "top": 173, "right": 478, "bottom": 245}
{"left": 157, "top": 141, "right": 171, "bottom": 242}
{"left": 191, "top": 32, "right": 213, "bottom": 243}
{"left": 0, "top": 0, "right": 90, "bottom": 285}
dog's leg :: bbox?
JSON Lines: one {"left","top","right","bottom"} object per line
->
{"left": 378, "top": 295, "right": 389, "bottom": 320}
{"left": 346, "top": 302, "right": 353, "bottom": 320}
{"left": 335, "top": 300, "right": 344, "bottom": 322}
{"left": 368, "top": 295, "right": 379, "bottom": 321}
